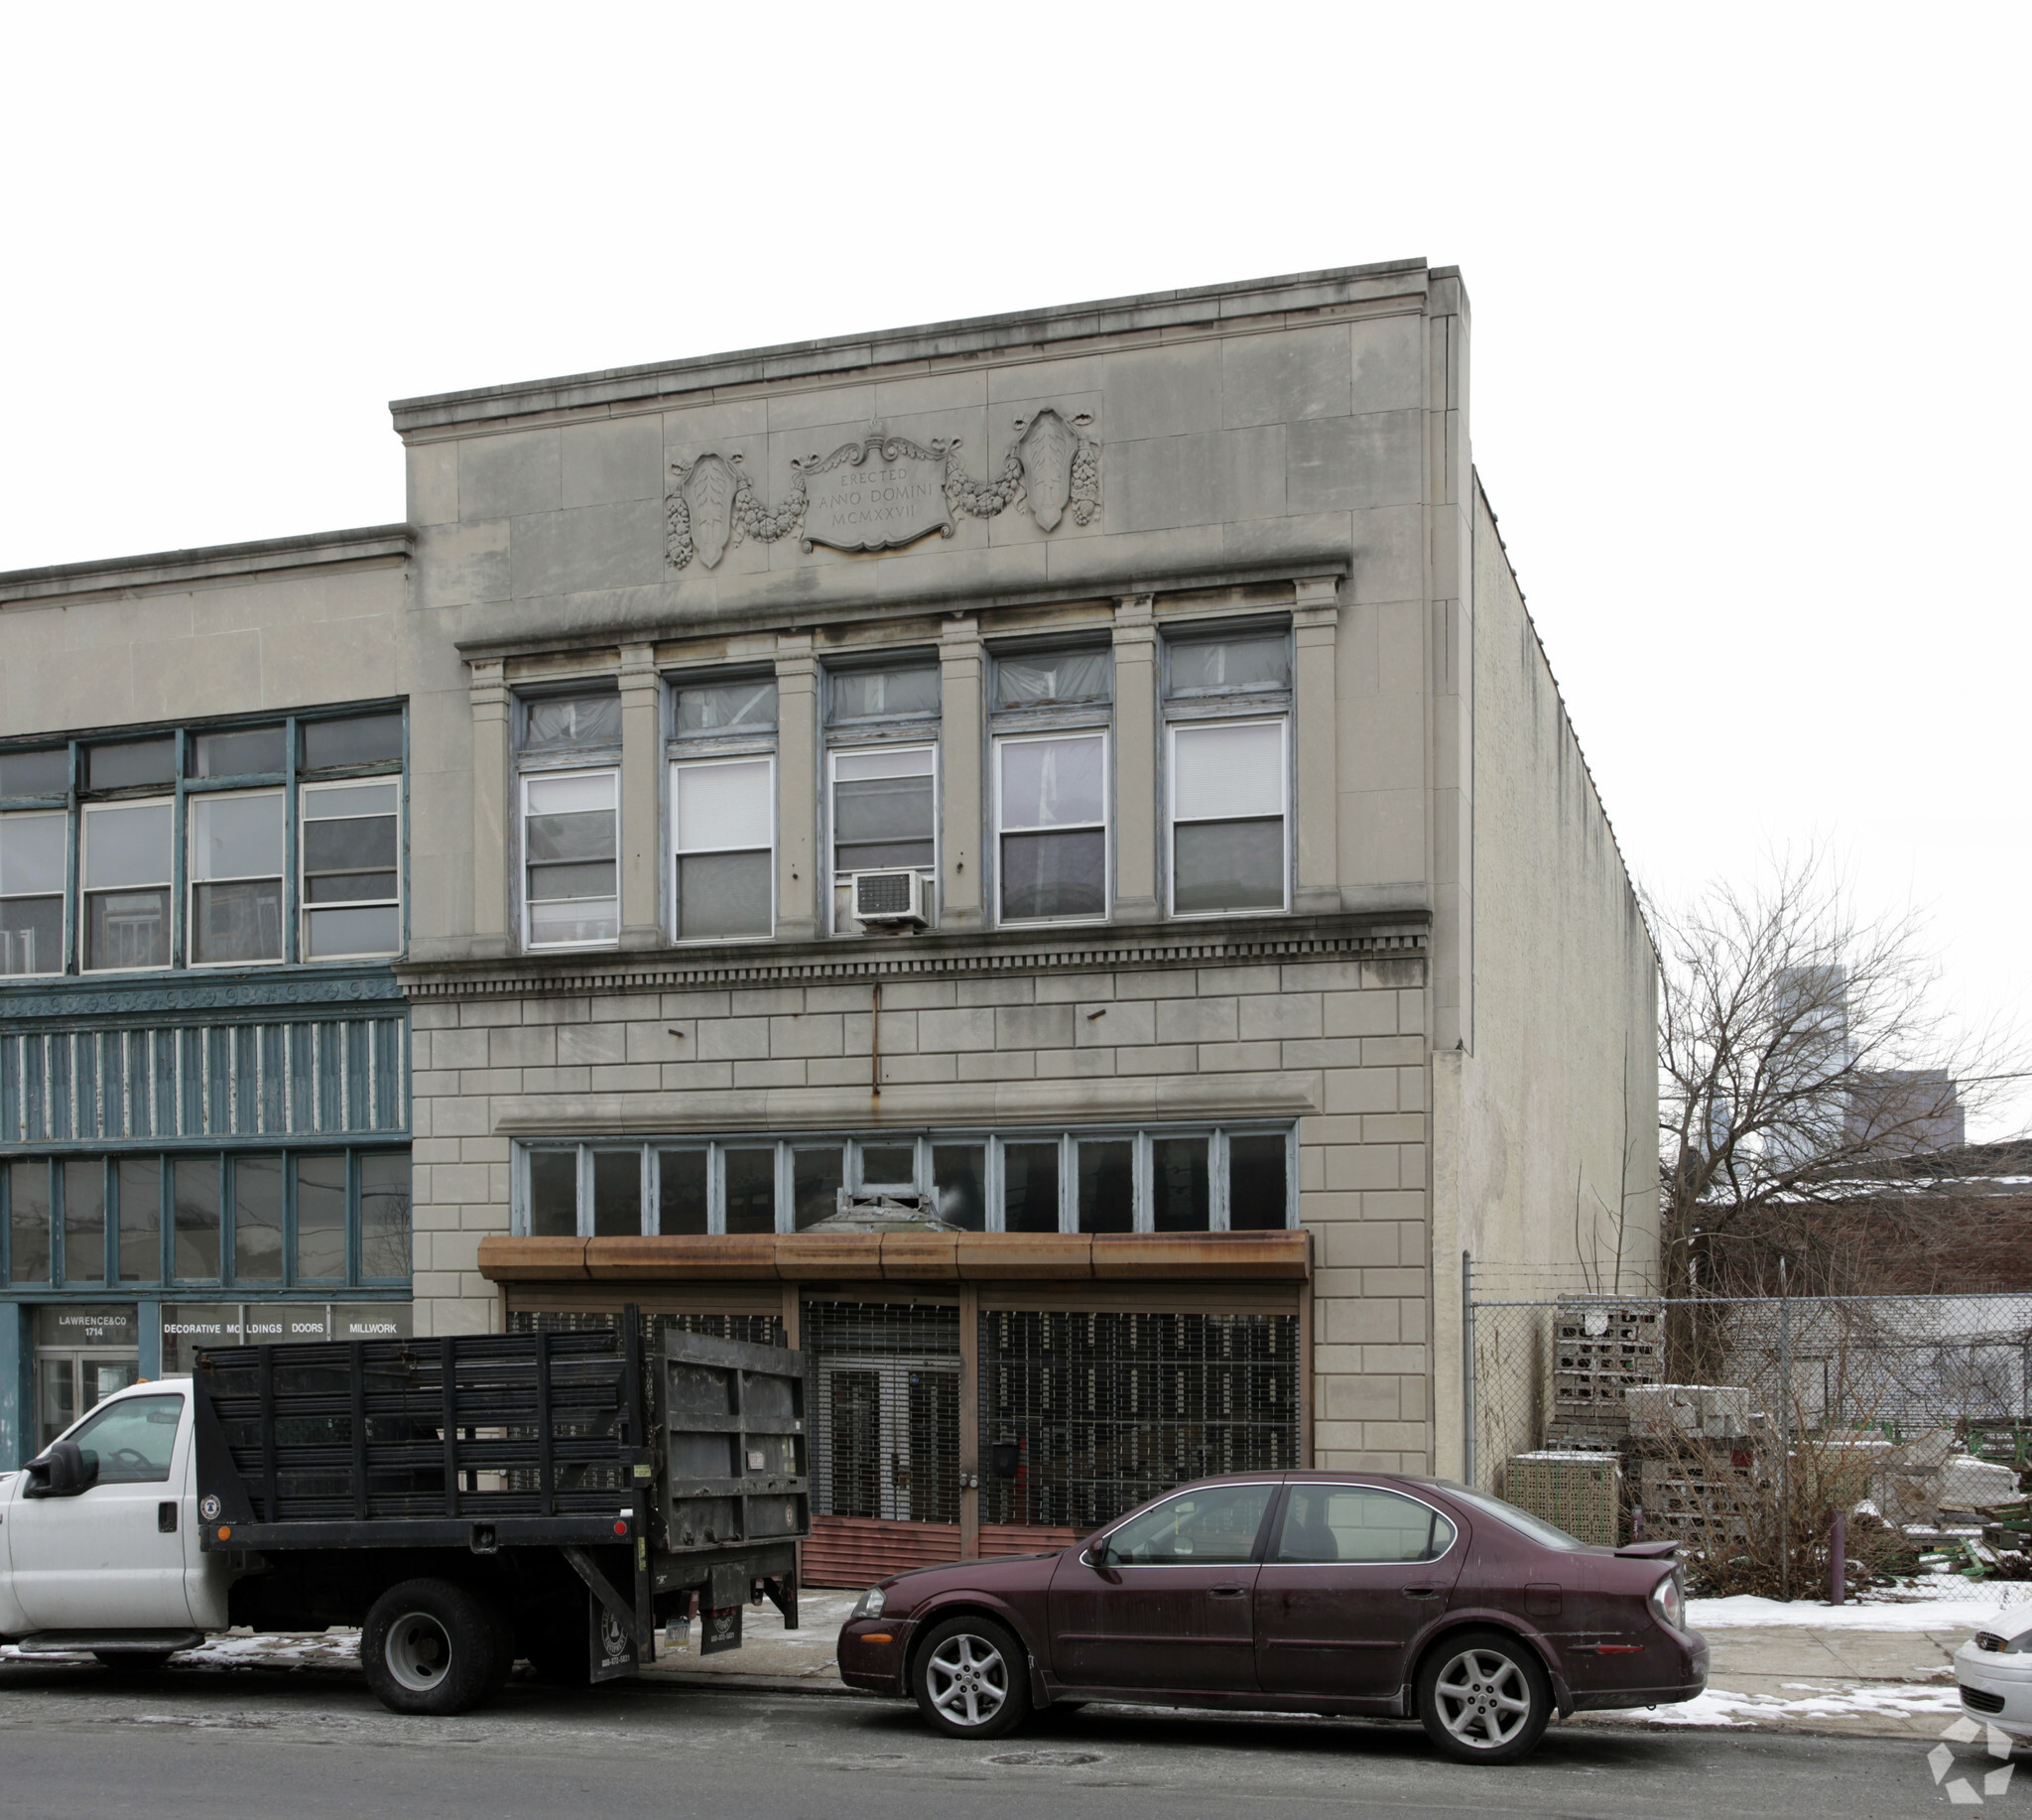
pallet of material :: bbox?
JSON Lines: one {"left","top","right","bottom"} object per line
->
{"left": 1503, "top": 1450, "right": 1622, "bottom": 1546}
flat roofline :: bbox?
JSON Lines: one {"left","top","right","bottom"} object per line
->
{"left": 0, "top": 524, "right": 414, "bottom": 606}
{"left": 389, "top": 257, "right": 1440, "bottom": 437}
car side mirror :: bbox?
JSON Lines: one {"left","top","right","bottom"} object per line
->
{"left": 23, "top": 1438, "right": 98, "bottom": 1499}
{"left": 1082, "top": 1537, "right": 1113, "bottom": 1569}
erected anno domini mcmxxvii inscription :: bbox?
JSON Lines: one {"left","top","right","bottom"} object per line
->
{"left": 798, "top": 436, "right": 953, "bottom": 554}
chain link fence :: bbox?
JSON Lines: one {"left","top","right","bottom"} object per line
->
{"left": 1465, "top": 1270, "right": 2032, "bottom": 1593}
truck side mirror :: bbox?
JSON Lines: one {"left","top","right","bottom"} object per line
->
{"left": 23, "top": 1438, "right": 98, "bottom": 1499}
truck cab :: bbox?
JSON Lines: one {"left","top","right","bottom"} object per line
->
{"left": 0, "top": 1378, "right": 234, "bottom": 1647}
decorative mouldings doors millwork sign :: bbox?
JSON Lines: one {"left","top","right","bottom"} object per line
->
{"left": 666, "top": 408, "right": 1099, "bottom": 571}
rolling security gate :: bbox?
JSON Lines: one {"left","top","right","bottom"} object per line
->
{"left": 802, "top": 1300, "right": 961, "bottom": 1584}
{"left": 980, "top": 1309, "right": 1301, "bottom": 1532}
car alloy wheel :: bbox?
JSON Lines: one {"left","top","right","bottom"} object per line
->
{"left": 911, "top": 1615, "right": 1032, "bottom": 1740}
{"left": 928, "top": 1631, "right": 1010, "bottom": 1728}
{"left": 1414, "top": 1627, "right": 1552, "bottom": 1764}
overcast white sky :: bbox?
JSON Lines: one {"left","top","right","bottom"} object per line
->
{"left": 4, "top": 6, "right": 2026, "bottom": 1133}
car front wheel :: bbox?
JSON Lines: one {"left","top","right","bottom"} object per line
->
{"left": 1416, "top": 1628, "right": 1551, "bottom": 1764}
{"left": 910, "top": 1615, "right": 1031, "bottom": 1740}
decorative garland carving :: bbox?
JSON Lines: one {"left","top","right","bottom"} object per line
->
{"left": 667, "top": 408, "right": 1099, "bottom": 570}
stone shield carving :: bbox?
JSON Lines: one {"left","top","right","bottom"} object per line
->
{"left": 1015, "top": 408, "right": 1078, "bottom": 532}
{"left": 677, "top": 452, "right": 736, "bottom": 569}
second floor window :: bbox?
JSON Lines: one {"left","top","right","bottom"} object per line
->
{"left": 83, "top": 799, "right": 173, "bottom": 971}
{"left": 996, "top": 732, "right": 1107, "bottom": 922}
{"left": 831, "top": 746, "right": 937, "bottom": 875}
{"left": 1165, "top": 628, "right": 1292, "bottom": 918}
{"left": 0, "top": 707, "right": 404, "bottom": 977}
{"left": 669, "top": 676, "right": 777, "bottom": 943}
{"left": 672, "top": 755, "right": 774, "bottom": 940}
{"left": 0, "top": 810, "right": 64, "bottom": 975}
{"left": 190, "top": 790, "right": 285, "bottom": 965}
{"left": 522, "top": 771, "right": 618, "bottom": 948}
{"left": 517, "top": 689, "right": 620, "bottom": 951}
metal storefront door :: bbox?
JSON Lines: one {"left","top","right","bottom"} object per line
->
{"left": 817, "top": 1360, "right": 959, "bottom": 1523}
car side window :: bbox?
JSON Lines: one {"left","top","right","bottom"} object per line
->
{"left": 1274, "top": 1486, "right": 1457, "bottom": 1564}
{"left": 1103, "top": 1484, "right": 1273, "bottom": 1565}
{"left": 65, "top": 1393, "right": 184, "bottom": 1485}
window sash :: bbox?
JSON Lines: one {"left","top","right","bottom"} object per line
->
{"left": 1167, "top": 718, "right": 1290, "bottom": 917}
{"left": 301, "top": 780, "right": 402, "bottom": 962}
{"left": 828, "top": 745, "right": 937, "bottom": 922}
{"left": 522, "top": 768, "right": 619, "bottom": 949}
{"left": 994, "top": 730, "right": 1109, "bottom": 927}
{"left": 671, "top": 755, "right": 775, "bottom": 943}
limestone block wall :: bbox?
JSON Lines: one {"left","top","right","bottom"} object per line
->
{"left": 404, "top": 941, "right": 1436, "bottom": 1472}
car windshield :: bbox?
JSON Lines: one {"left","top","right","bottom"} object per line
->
{"left": 1432, "top": 1481, "right": 1587, "bottom": 1551}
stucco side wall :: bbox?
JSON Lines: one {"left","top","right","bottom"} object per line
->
{"left": 1429, "top": 486, "right": 1660, "bottom": 1476}
{"left": 0, "top": 560, "right": 410, "bottom": 734}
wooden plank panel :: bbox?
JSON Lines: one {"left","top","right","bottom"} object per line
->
{"left": 800, "top": 1514, "right": 962, "bottom": 1590}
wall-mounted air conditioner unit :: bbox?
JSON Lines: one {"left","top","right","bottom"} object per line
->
{"left": 849, "top": 868, "right": 929, "bottom": 928}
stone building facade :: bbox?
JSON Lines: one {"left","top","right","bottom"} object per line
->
{"left": 0, "top": 261, "right": 1657, "bottom": 1583}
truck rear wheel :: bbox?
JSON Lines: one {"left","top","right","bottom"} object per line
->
{"left": 362, "top": 1579, "right": 501, "bottom": 1715}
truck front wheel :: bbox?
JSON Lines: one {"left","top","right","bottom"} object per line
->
{"left": 362, "top": 1579, "right": 502, "bottom": 1715}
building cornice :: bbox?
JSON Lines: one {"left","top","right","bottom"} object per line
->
{"left": 389, "top": 260, "right": 1435, "bottom": 439}
{"left": 0, "top": 963, "right": 405, "bottom": 1026}
{"left": 396, "top": 910, "right": 1430, "bottom": 1003}
{"left": 0, "top": 525, "right": 414, "bottom": 608}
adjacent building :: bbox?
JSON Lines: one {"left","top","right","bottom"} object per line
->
{"left": 1, "top": 260, "right": 1657, "bottom": 1583}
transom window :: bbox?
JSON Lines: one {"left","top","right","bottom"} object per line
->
{"left": 0, "top": 707, "right": 404, "bottom": 976}
{"left": 516, "top": 1125, "right": 1293, "bottom": 1236}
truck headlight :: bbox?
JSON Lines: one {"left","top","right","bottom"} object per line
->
{"left": 851, "top": 1586, "right": 886, "bottom": 1621}
{"left": 1650, "top": 1573, "right": 1684, "bottom": 1632}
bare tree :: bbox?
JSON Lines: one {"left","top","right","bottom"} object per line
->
{"left": 1653, "top": 847, "right": 2018, "bottom": 1296}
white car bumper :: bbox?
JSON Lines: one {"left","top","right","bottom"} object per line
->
{"left": 1955, "top": 1635, "right": 2032, "bottom": 1739}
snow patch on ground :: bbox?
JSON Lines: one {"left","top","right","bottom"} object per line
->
{"left": 1627, "top": 1682, "right": 1963, "bottom": 1726}
{"left": 1690, "top": 1586, "right": 2032, "bottom": 1631}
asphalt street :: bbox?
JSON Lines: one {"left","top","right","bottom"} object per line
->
{"left": 0, "top": 1658, "right": 2010, "bottom": 1819}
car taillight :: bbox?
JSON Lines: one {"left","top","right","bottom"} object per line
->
{"left": 1650, "top": 1572, "right": 1684, "bottom": 1631}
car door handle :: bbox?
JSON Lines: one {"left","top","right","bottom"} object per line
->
{"left": 159, "top": 1502, "right": 178, "bottom": 1534}
{"left": 1209, "top": 1586, "right": 1247, "bottom": 1598}
{"left": 1402, "top": 1585, "right": 1439, "bottom": 1598}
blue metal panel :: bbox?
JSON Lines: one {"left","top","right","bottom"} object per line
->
{"left": 373, "top": 1016, "right": 401, "bottom": 1131}
{"left": 180, "top": 1026, "right": 203, "bottom": 1134}
{"left": 0, "top": 1302, "right": 26, "bottom": 1470}
{"left": 317, "top": 1022, "right": 341, "bottom": 1131}
{"left": 260, "top": 1024, "right": 285, "bottom": 1133}
{"left": 206, "top": 1026, "right": 230, "bottom": 1134}
{"left": 74, "top": 1032, "right": 97, "bottom": 1140}
{"left": 344, "top": 1021, "right": 369, "bottom": 1133}
{"left": 46, "top": 1035, "right": 68, "bottom": 1142}
{"left": 153, "top": 1028, "right": 177, "bottom": 1137}
{"left": 136, "top": 1297, "right": 162, "bottom": 1379}
{"left": 288, "top": 1023, "right": 314, "bottom": 1131}
{"left": 25, "top": 1037, "right": 45, "bottom": 1140}
{"left": 233, "top": 1023, "right": 258, "bottom": 1134}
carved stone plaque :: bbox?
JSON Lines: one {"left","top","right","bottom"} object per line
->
{"left": 799, "top": 436, "right": 953, "bottom": 554}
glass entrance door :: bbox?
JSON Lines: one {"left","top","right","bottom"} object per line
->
{"left": 32, "top": 1303, "right": 142, "bottom": 1450}
{"left": 815, "top": 1359, "right": 960, "bottom": 1523}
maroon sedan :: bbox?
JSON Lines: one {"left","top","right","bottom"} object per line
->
{"left": 836, "top": 1471, "right": 1706, "bottom": 1763}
